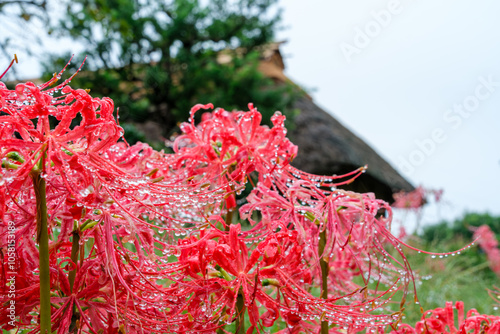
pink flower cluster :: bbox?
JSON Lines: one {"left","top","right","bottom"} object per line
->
{"left": 392, "top": 301, "right": 500, "bottom": 334}
{"left": 472, "top": 225, "right": 500, "bottom": 277}
{"left": 392, "top": 187, "right": 443, "bottom": 210}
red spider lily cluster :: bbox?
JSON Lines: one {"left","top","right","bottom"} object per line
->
{"left": 392, "top": 187, "right": 443, "bottom": 210}
{"left": 472, "top": 225, "right": 500, "bottom": 277}
{"left": 1, "top": 60, "right": 498, "bottom": 333}
{"left": 392, "top": 301, "right": 500, "bottom": 334}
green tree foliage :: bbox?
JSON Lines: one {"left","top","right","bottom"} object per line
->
{"left": 420, "top": 212, "right": 500, "bottom": 244}
{"left": 46, "top": 0, "right": 299, "bottom": 145}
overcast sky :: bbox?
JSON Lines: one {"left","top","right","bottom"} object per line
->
{"left": 277, "top": 0, "right": 500, "bottom": 228}
{"left": 2, "top": 0, "right": 499, "bottom": 228}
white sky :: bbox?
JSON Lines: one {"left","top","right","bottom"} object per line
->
{"left": 2, "top": 0, "right": 499, "bottom": 228}
{"left": 277, "top": 0, "right": 500, "bottom": 228}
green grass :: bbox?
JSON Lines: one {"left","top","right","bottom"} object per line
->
{"left": 399, "top": 235, "right": 500, "bottom": 325}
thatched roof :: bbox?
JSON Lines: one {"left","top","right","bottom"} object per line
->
{"left": 289, "top": 97, "right": 414, "bottom": 202}
{"left": 259, "top": 42, "right": 414, "bottom": 202}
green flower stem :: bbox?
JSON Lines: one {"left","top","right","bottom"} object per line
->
{"left": 68, "top": 230, "right": 80, "bottom": 293}
{"left": 31, "top": 170, "right": 51, "bottom": 334}
{"left": 319, "top": 229, "right": 329, "bottom": 334}
{"left": 224, "top": 165, "right": 236, "bottom": 232}
{"left": 224, "top": 209, "right": 234, "bottom": 231}
{"left": 235, "top": 293, "right": 245, "bottom": 334}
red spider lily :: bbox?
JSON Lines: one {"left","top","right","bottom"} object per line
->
{"left": 388, "top": 301, "right": 500, "bottom": 334}
{"left": 0, "top": 171, "right": 230, "bottom": 332}
{"left": 174, "top": 224, "right": 312, "bottom": 331}
{"left": 0, "top": 62, "right": 206, "bottom": 332}
{"left": 392, "top": 186, "right": 426, "bottom": 210}
{"left": 168, "top": 105, "right": 422, "bottom": 331}
{"left": 0, "top": 80, "right": 123, "bottom": 222}
{"left": 472, "top": 225, "right": 500, "bottom": 277}
{"left": 173, "top": 104, "right": 297, "bottom": 183}
{"left": 171, "top": 104, "right": 297, "bottom": 212}
{"left": 173, "top": 223, "right": 401, "bottom": 333}
{"left": 392, "top": 187, "right": 443, "bottom": 210}
{"left": 240, "top": 176, "right": 415, "bottom": 300}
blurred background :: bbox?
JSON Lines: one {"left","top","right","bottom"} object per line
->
{"left": 2, "top": 0, "right": 499, "bottom": 228}
{"left": 1, "top": 0, "right": 499, "bottom": 323}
